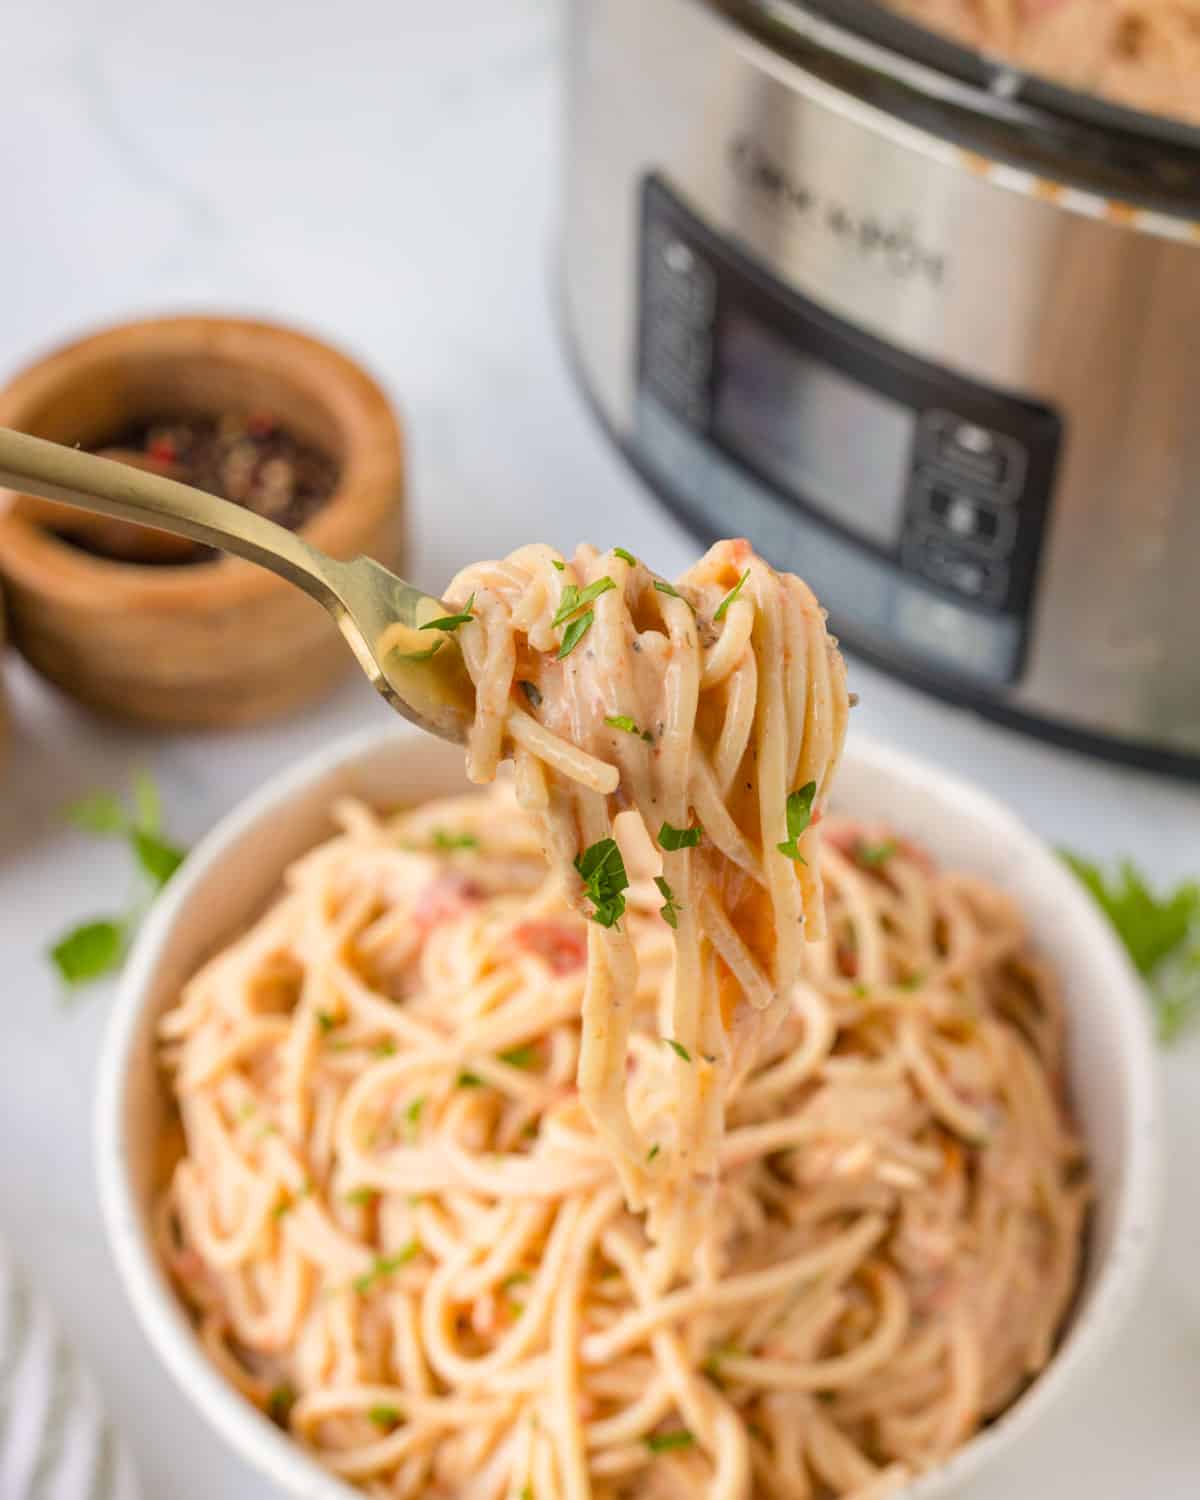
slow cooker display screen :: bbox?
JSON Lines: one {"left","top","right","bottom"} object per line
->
{"left": 714, "top": 313, "right": 915, "bottom": 550}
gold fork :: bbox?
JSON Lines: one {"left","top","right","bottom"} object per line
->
{"left": 0, "top": 427, "right": 475, "bottom": 741}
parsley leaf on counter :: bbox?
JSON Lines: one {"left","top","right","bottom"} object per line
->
{"left": 1061, "top": 852, "right": 1200, "bottom": 1043}
{"left": 64, "top": 792, "right": 126, "bottom": 835}
{"left": 49, "top": 920, "right": 126, "bottom": 986}
{"left": 132, "top": 828, "right": 186, "bottom": 889}
{"left": 50, "top": 772, "right": 187, "bottom": 991}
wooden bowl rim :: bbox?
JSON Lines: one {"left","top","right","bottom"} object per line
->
{"left": 0, "top": 315, "right": 404, "bottom": 613}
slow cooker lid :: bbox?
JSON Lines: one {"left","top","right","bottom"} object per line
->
{"left": 730, "top": 0, "right": 1200, "bottom": 206}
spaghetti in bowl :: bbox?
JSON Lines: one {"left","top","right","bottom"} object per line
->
{"left": 96, "top": 727, "right": 1160, "bottom": 1500}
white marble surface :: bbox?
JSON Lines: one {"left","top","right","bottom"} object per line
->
{"left": 1, "top": 1, "right": 1198, "bottom": 1495}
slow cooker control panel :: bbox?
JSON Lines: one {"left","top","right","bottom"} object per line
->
{"left": 632, "top": 176, "right": 1063, "bottom": 687}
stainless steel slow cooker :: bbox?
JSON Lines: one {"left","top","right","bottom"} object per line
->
{"left": 562, "top": 0, "right": 1200, "bottom": 775}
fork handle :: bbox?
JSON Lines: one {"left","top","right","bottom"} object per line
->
{"left": 0, "top": 426, "right": 343, "bottom": 610}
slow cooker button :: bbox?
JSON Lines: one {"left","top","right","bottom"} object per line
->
{"left": 914, "top": 477, "right": 1016, "bottom": 556}
{"left": 904, "top": 530, "right": 1010, "bottom": 607}
{"left": 918, "top": 411, "right": 1026, "bottom": 497}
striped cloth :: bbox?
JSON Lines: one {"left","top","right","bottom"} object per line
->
{"left": 0, "top": 1240, "right": 141, "bottom": 1500}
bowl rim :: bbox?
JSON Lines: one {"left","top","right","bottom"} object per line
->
{"left": 0, "top": 314, "right": 404, "bottom": 613}
{"left": 95, "top": 725, "right": 1163, "bottom": 1500}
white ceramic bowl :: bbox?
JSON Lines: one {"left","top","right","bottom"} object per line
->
{"left": 96, "top": 727, "right": 1162, "bottom": 1500}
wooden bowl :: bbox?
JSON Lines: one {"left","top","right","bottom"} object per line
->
{"left": 0, "top": 583, "right": 8, "bottom": 766}
{"left": 0, "top": 316, "right": 406, "bottom": 728}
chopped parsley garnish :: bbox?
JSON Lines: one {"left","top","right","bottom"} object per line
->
{"left": 647, "top": 1143, "right": 660, "bottom": 1163}
{"left": 520, "top": 1486, "right": 534, "bottom": 1500}
{"left": 1062, "top": 853, "right": 1200, "bottom": 1042}
{"left": 855, "top": 840, "right": 898, "bottom": 868}
{"left": 604, "top": 714, "right": 652, "bottom": 742}
{"left": 432, "top": 829, "right": 479, "bottom": 851}
{"left": 352, "top": 1243, "right": 420, "bottom": 1293}
{"left": 267, "top": 1383, "right": 296, "bottom": 1422}
{"left": 574, "top": 837, "right": 629, "bottom": 928}
{"left": 345, "top": 1187, "right": 378, "bottom": 1206}
{"left": 777, "top": 782, "right": 817, "bottom": 862}
{"left": 557, "top": 611, "right": 594, "bottom": 659}
{"left": 315, "top": 1010, "right": 336, "bottom": 1033}
{"left": 502, "top": 1271, "right": 531, "bottom": 1290}
{"left": 51, "top": 771, "right": 188, "bottom": 990}
{"left": 850, "top": 981, "right": 868, "bottom": 998}
{"left": 702, "top": 1341, "right": 740, "bottom": 1378}
{"left": 419, "top": 593, "right": 475, "bottom": 633}
{"left": 498, "top": 1044, "right": 539, "bottom": 1069}
{"left": 646, "top": 1429, "right": 695, "bottom": 1453}
{"left": 374, "top": 1039, "right": 397, "bottom": 1058}
{"left": 897, "top": 972, "right": 924, "bottom": 991}
{"left": 713, "top": 568, "right": 750, "bottom": 623}
{"left": 519, "top": 680, "right": 543, "bottom": 708}
{"left": 653, "top": 579, "right": 695, "bottom": 613}
{"left": 405, "top": 1095, "right": 426, "bottom": 1139}
{"left": 613, "top": 547, "right": 637, "bottom": 566}
{"left": 457, "top": 1070, "right": 484, "bottom": 1088}
{"left": 551, "top": 558, "right": 565, "bottom": 571}
{"left": 552, "top": 577, "right": 616, "bottom": 628}
{"left": 273, "top": 1183, "right": 309, "bottom": 1218}
{"left": 664, "top": 1038, "right": 691, "bottom": 1062}
{"left": 658, "top": 821, "right": 702, "bottom": 851}
{"left": 368, "top": 1405, "right": 400, "bottom": 1428}
{"left": 654, "top": 876, "right": 680, "bottom": 929}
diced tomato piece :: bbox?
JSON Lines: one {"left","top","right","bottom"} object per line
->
{"left": 825, "top": 826, "right": 858, "bottom": 856}
{"left": 512, "top": 919, "right": 587, "bottom": 974}
{"left": 246, "top": 411, "right": 277, "bottom": 438}
{"left": 413, "top": 874, "right": 484, "bottom": 932}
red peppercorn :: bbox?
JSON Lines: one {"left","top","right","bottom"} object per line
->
{"left": 147, "top": 436, "right": 177, "bottom": 465}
